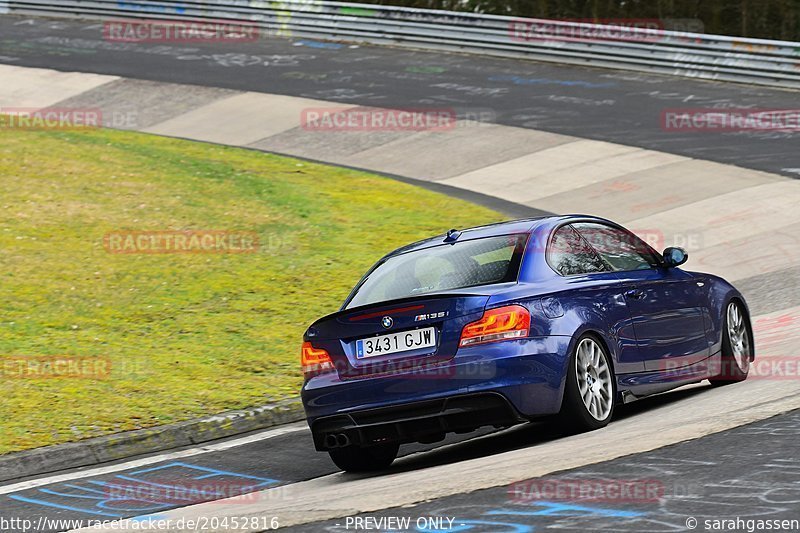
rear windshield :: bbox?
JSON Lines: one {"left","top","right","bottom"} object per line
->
{"left": 345, "top": 234, "right": 528, "bottom": 309}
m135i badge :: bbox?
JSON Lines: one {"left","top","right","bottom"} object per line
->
{"left": 414, "top": 311, "right": 448, "bottom": 322}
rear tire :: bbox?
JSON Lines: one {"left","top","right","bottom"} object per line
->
{"left": 709, "top": 300, "right": 751, "bottom": 386}
{"left": 558, "top": 335, "right": 616, "bottom": 433}
{"left": 328, "top": 442, "right": 399, "bottom": 473}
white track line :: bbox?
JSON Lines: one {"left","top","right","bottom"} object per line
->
{"left": 0, "top": 423, "right": 307, "bottom": 495}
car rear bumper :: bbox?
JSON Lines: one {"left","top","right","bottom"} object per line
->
{"left": 302, "top": 336, "right": 572, "bottom": 447}
{"left": 310, "top": 392, "right": 525, "bottom": 451}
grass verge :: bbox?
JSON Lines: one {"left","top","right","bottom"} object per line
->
{"left": 0, "top": 125, "right": 503, "bottom": 454}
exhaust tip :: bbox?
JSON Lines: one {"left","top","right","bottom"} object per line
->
{"left": 324, "top": 434, "right": 339, "bottom": 449}
{"left": 336, "top": 433, "right": 350, "bottom": 447}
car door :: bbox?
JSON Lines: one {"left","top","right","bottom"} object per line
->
{"left": 573, "top": 222, "right": 710, "bottom": 372}
{"left": 546, "top": 224, "right": 643, "bottom": 374}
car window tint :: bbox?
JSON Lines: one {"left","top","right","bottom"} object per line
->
{"left": 573, "top": 223, "right": 659, "bottom": 272}
{"left": 346, "top": 234, "right": 527, "bottom": 309}
{"left": 547, "top": 225, "right": 610, "bottom": 276}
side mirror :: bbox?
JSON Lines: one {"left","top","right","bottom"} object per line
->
{"left": 662, "top": 247, "right": 688, "bottom": 267}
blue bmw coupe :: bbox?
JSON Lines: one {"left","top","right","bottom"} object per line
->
{"left": 301, "top": 215, "right": 753, "bottom": 471}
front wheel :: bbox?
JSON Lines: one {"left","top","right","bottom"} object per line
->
{"left": 709, "top": 300, "right": 752, "bottom": 386}
{"left": 558, "top": 335, "right": 616, "bottom": 432}
{"left": 328, "top": 442, "right": 399, "bottom": 473}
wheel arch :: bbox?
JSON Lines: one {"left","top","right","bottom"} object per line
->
{"left": 705, "top": 275, "right": 754, "bottom": 360}
{"left": 578, "top": 329, "right": 621, "bottom": 402}
{"left": 727, "top": 295, "right": 755, "bottom": 362}
{"left": 558, "top": 328, "right": 618, "bottom": 430}
{"left": 566, "top": 327, "right": 620, "bottom": 404}
{"left": 568, "top": 325, "right": 620, "bottom": 376}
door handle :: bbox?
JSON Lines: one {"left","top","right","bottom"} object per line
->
{"left": 625, "top": 289, "right": 647, "bottom": 300}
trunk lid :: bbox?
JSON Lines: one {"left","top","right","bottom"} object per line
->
{"left": 306, "top": 292, "right": 494, "bottom": 378}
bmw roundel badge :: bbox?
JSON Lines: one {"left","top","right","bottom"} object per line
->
{"left": 381, "top": 316, "right": 393, "bottom": 329}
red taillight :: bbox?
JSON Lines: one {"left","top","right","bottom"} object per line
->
{"left": 301, "top": 341, "right": 335, "bottom": 378}
{"left": 459, "top": 305, "right": 531, "bottom": 347}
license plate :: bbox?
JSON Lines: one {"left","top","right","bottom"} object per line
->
{"left": 356, "top": 327, "right": 437, "bottom": 359}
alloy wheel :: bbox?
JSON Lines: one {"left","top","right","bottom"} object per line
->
{"left": 575, "top": 337, "right": 613, "bottom": 421}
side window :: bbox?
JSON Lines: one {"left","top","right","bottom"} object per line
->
{"left": 547, "top": 225, "right": 610, "bottom": 276}
{"left": 573, "top": 223, "right": 659, "bottom": 272}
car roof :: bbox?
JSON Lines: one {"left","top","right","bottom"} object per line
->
{"left": 383, "top": 214, "right": 611, "bottom": 259}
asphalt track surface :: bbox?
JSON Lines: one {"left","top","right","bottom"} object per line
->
{"left": 4, "top": 397, "right": 799, "bottom": 532}
{"left": 2, "top": 13, "right": 800, "bottom": 533}
{"left": 1, "top": 16, "right": 799, "bottom": 179}
{"left": 0, "top": 426, "right": 509, "bottom": 532}
{"left": 294, "top": 408, "right": 800, "bottom": 533}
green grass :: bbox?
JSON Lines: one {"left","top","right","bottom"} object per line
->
{"left": 0, "top": 125, "right": 504, "bottom": 454}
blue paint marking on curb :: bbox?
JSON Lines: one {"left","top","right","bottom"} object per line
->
{"left": 7, "top": 494, "right": 121, "bottom": 517}
{"left": 127, "top": 461, "right": 278, "bottom": 484}
{"left": 410, "top": 501, "right": 643, "bottom": 531}
{"left": 296, "top": 39, "right": 344, "bottom": 49}
{"left": 38, "top": 487, "right": 107, "bottom": 500}
{"left": 486, "top": 501, "right": 644, "bottom": 517}
{"left": 6, "top": 462, "right": 279, "bottom": 517}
